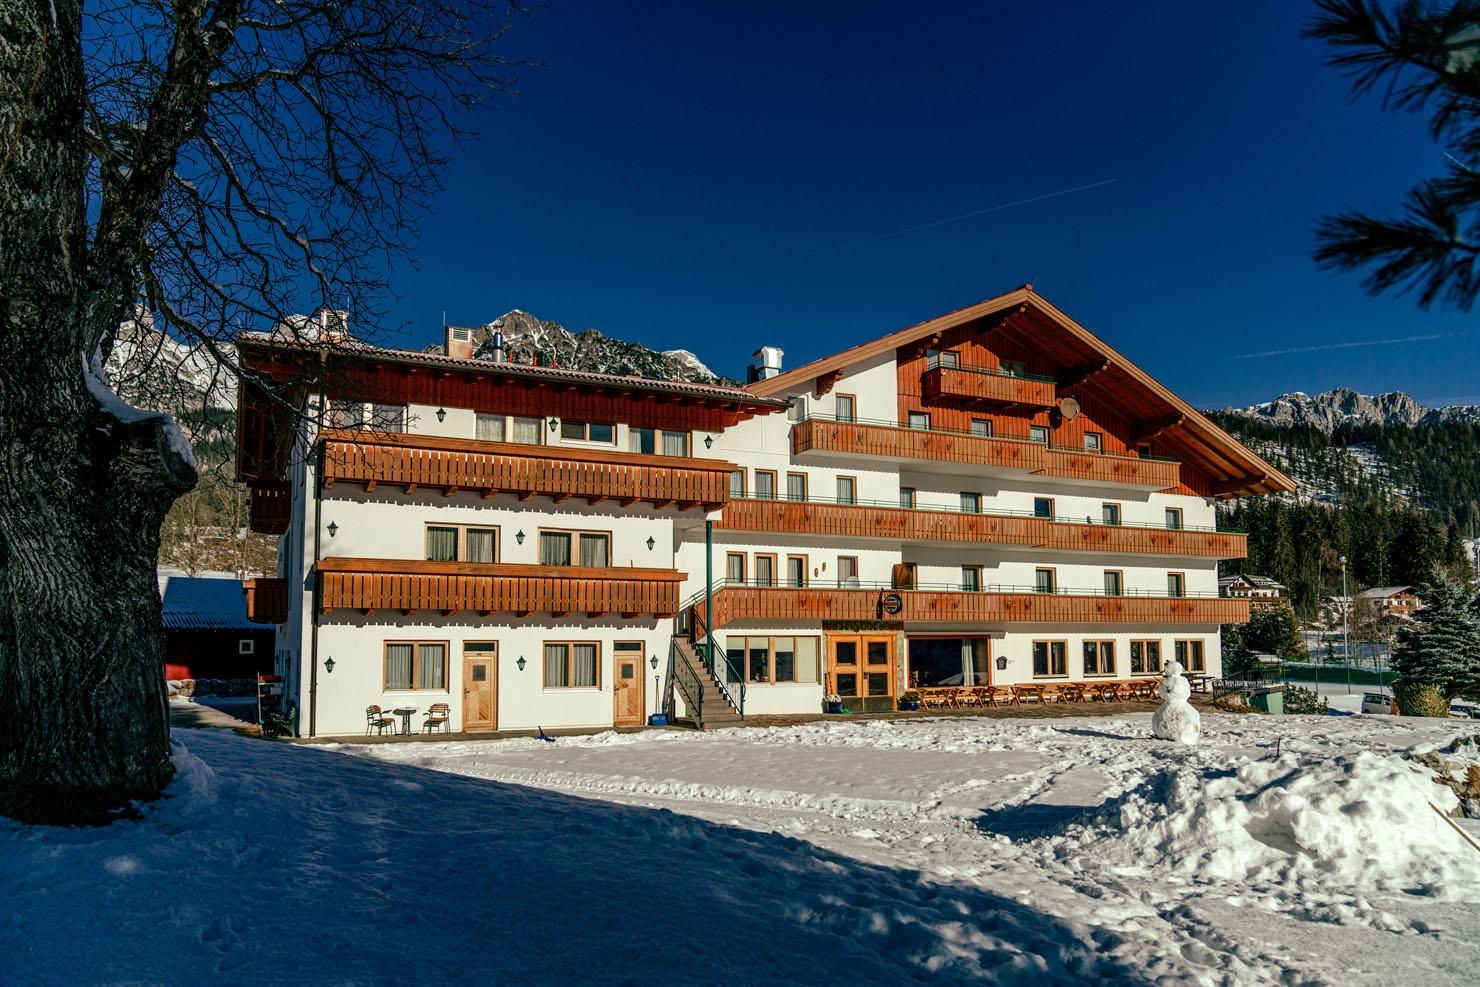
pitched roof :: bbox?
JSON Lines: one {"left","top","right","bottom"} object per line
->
{"left": 237, "top": 332, "right": 787, "bottom": 409}
{"left": 1219, "top": 574, "right": 1287, "bottom": 590}
{"left": 1356, "top": 586, "right": 1416, "bottom": 600}
{"left": 746, "top": 286, "right": 1296, "bottom": 498}
{"left": 159, "top": 573, "right": 260, "bottom": 631}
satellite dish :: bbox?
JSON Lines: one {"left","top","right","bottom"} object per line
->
{"left": 1057, "top": 397, "right": 1080, "bottom": 421}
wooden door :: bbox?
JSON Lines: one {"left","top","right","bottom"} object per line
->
{"left": 613, "top": 654, "right": 644, "bottom": 726}
{"left": 462, "top": 654, "right": 496, "bottom": 731}
{"left": 827, "top": 634, "right": 896, "bottom": 713}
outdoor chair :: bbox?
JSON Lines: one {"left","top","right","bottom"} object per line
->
{"left": 366, "top": 705, "right": 397, "bottom": 736}
{"left": 424, "top": 703, "right": 451, "bottom": 734}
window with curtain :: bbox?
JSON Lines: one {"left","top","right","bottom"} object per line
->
{"left": 773, "top": 638, "right": 796, "bottom": 682}
{"left": 729, "top": 469, "right": 746, "bottom": 498}
{"left": 327, "top": 399, "right": 364, "bottom": 429}
{"left": 726, "top": 553, "right": 745, "bottom": 584}
{"left": 371, "top": 404, "right": 406, "bottom": 433}
{"left": 786, "top": 473, "right": 807, "bottom": 501}
{"left": 835, "top": 395, "right": 856, "bottom": 422}
{"left": 544, "top": 643, "right": 567, "bottom": 687}
{"left": 961, "top": 566, "right": 982, "bottom": 592}
{"left": 1084, "top": 641, "right": 1115, "bottom": 676}
{"left": 417, "top": 644, "right": 447, "bottom": 689}
{"left": 960, "top": 491, "right": 981, "bottom": 513}
{"left": 1029, "top": 425, "right": 1048, "bottom": 444}
{"left": 754, "top": 471, "right": 776, "bottom": 499}
{"left": 971, "top": 419, "right": 992, "bottom": 437}
{"left": 839, "top": 556, "right": 859, "bottom": 585}
{"left": 1175, "top": 640, "right": 1205, "bottom": 672}
{"left": 426, "top": 526, "right": 458, "bottom": 562}
{"left": 629, "top": 427, "right": 656, "bottom": 454}
{"left": 573, "top": 643, "right": 598, "bottom": 687}
{"left": 1035, "top": 568, "right": 1056, "bottom": 594}
{"left": 755, "top": 556, "right": 775, "bottom": 587}
{"left": 907, "top": 411, "right": 930, "bottom": 430}
{"left": 967, "top": 638, "right": 991, "bottom": 685}
{"left": 662, "top": 430, "right": 689, "bottom": 456}
{"left": 899, "top": 486, "right": 915, "bottom": 508}
{"left": 787, "top": 556, "right": 806, "bottom": 588}
{"left": 511, "top": 416, "right": 541, "bottom": 444}
{"left": 1032, "top": 641, "right": 1067, "bottom": 677}
{"left": 578, "top": 533, "right": 609, "bottom": 568}
{"left": 795, "top": 637, "right": 820, "bottom": 683}
{"left": 540, "top": 532, "right": 571, "bottom": 566}
{"left": 385, "top": 643, "right": 414, "bottom": 690}
{"left": 1131, "top": 641, "right": 1162, "bottom": 674}
{"left": 476, "top": 413, "right": 505, "bottom": 442}
{"left": 465, "top": 528, "right": 496, "bottom": 564}
{"left": 1167, "top": 573, "right": 1185, "bottom": 598}
{"left": 1104, "top": 571, "right": 1123, "bottom": 596}
{"left": 1083, "top": 432, "right": 1102, "bottom": 452}
{"left": 1165, "top": 508, "right": 1183, "bottom": 530}
{"left": 1102, "top": 503, "right": 1121, "bottom": 525}
{"left": 836, "top": 476, "right": 856, "bottom": 505}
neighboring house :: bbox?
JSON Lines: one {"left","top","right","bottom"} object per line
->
{"left": 235, "top": 286, "right": 1292, "bottom": 737}
{"left": 1355, "top": 586, "right": 1422, "bottom": 619}
{"left": 1218, "top": 574, "right": 1288, "bottom": 612}
{"left": 159, "top": 572, "right": 277, "bottom": 682}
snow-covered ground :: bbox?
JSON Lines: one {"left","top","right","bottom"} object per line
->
{"left": 4, "top": 713, "right": 1479, "bottom": 985}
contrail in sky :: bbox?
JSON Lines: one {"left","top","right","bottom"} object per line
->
{"left": 739, "top": 178, "right": 1117, "bottom": 271}
{"left": 1235, "top": 333, "right": 1452, "bottom": 359}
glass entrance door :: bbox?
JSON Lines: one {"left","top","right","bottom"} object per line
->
{"left": 827, "top": 634, "right": 896, "bottom": 712}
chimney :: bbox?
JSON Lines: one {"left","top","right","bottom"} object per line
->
{"left": 489, "top": 330, "right": 506, "bottom": 363}
{"left": 317, "top": 308, "right": 350, "bottom": 343}
{"left": 749, "top": 346, "right": 784, "bottom": 382}
{"left": 446, "top": 325, "right": 473, "bottom": 360}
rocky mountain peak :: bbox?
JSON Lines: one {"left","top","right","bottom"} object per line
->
{"left": 1225, "top": 387, "right": 1441, "bottom": 432}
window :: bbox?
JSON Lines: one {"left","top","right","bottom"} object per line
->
{"left": 1167, "top": 572, "right": 1186, "bottom": 598}
{"left": 786, "top": 555, "right": 808, "bottom": 588}
{"left": 1130, "top": 640, "right": 1162, "bottom": 675}
{"left": 475, "top": 412, "right": 505, "bottom": 442}
{"left": 539, "top": 531, "right": 610, "bottom": 568}
{"left": 961, "top": 565, "right": 982, "bottom": 592}
{"left": 1034, "top": 568, "right": 1056, "bottom": 594}
{"left": 908, "top": 637, "right": 991, "bottom": 687}
{"left": 729, "top": 469, "right": 746, "bottom": 499}
{"left": 786, "top": 472, "right": 808, "bottom": 502}
{"left": 960, "top": 491, "right": 981, "bottom": 514}
{"left": 1083, "top": 432, "right": 1102, "bottom": 453}
{"left": 425, "top": 524, "right": 498, "bottom": 564}
{"left": 926, "top": 348, "right": 960, "bottom": 369}
{"left": 1165, "top": 508, "right": 1183, "bottom": 530}
{"left": 970, "top": 418, "right": 993, "bottom": 437}
{"left": 838, "top": 556, "right": 860, "bottom": 587}
{"left": 560, "top": 420, "right": 615, "bottom": 444}
{"left": 908, "top": 411, "right": 931, "bottom": 431}
{"left": 1103, "top": 570, "right": 1123, "bottom": 597}
{"left": 544, "top": 642, "right": 599, "bottom": 689}
{"left": 900, "top": 486, "right": 916, "bottom": 508}
{"left": 238, "top": 639, "right": 255, "bottom": 655}
{"left": 510, "top": 416, "right": 542, "bottom": 444}
{"left": 727, "top": 635, "right": 820, "bottom": 685}
{"left": 787, "top": 396, "right": 807, "bottom": 421}
{"left": 1137, "top": 443, "right": 1153, "bottom": 460}
{"left": 1029, "top": 425, "right": 1049, "bottom": 444}
{"left": 629, "top": 428, "right": 656, "bottom": 454}
{"left": 662, "top": 430, "right": 689, "bottom": 457}
{"left": 1032, "top": 640, "right": 1068, "bottom": 677}
{"left": 1001, "top": 360, "right": 1027, "bottom": 377}
{"left": 1083, "top": 641, "right": 1117, "bottom": 676}
{"left": 1102, "top": 503, "right": 1121, "bottom": 526}
{"left": 726, "top": 552, "right": 746, "bottom": 584}
{"left": 629, "top": 428, "right": 686, "bottom": 455}
{"left": 836, "top": 476, "right": 857, "bottom": 505}
{"left": 326, "top": 399, "right": 364, "bottom": 429}
{"left": 1175, "top": 639, "right": 1206, "bottom": 673}
{"left": 1033, "top": 497, "right": 1054, "bottom": 519}
{"left": 384, "top": 641, "right": 448, "bottom": 691}
{"left": 835, "top": 394, "right": 857, "bottom": 422}
{"left": 754, "top": 470, "right": 777, "bottom": 500}
{"left": 755, "top": 554, "right": 776, "bottom": 588}
{"left": 369, "top": 404, "right": 405, "bottom": 432}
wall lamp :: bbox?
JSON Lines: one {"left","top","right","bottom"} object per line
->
{"left": 436, "top": 407, "right": 447, "bottom": 423}
{"left": 650, "top": 654, "right": 659, "bottom": 670}
{"left": 646, "top": 536, "right": 656, "bottom": 550}
{"left": 515, "top": 530, "right": 525, "bottom": 545}
{"left": 327, "top": 521, "right": 338, "bottom": 538}
{"left": 547, "top": 417, "right": 559, "bottom": 433}
{"left": 324, "top": 657, "right": 336, "bottom": 673}
{"left": 516, "top": 656, "right": 527, "bottom": 672}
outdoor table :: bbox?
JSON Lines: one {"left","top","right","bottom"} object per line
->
{"left": 1012, "top": 684, "right": 1045, "bottom": 704}
{"left": 391, "top": 706, "right": 417, "bottom": 734}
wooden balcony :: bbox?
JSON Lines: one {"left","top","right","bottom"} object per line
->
{"left": 243, "top": 578, "right": 289, "bottom": 624}
{"left": 717, "top": 498, "right": 1247, "bottom": 559}
{"left": 317, "top": 558, "right": 685, "bottom": 618}
{"left": 248, "top": 482, "right": 291, "bottom": 535}
{"left": 320, "top": 430, "right": 735, "bottom": 509}
{"left": 1036, "top": 447, "right": 1180, "bottom": 489}
{"left": 921, "top": 365, "right": 1057, "bottom": 409}
{"left": 791, "top": 418, "right": 1046, "bottom": 472}
{"left": 694, "top": 585, "right": 1247, "bottom": 632}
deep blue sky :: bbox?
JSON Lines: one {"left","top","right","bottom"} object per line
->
{"left": 378, "top": 1, "right": 1476, "bottom": 408}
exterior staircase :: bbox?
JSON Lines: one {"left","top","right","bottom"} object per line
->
{"left": 669, "top": 637, "right": 743, "bottom": 731}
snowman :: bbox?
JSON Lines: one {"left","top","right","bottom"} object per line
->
{"left": 1152, "top": 658, "right": 1200, "bottom": 744}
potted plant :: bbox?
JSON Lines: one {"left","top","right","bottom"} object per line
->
{"left": 823, "top": 693, "right": 842, "bottom": 714}
{"left": 901, "top": 691, "right": 921, "bottom": 712}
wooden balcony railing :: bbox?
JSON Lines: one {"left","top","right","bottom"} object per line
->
{"left": 317, "top": 558, "right": 685, "bottom": 618}
{"left": 248, "top": 482, "right": 291, "bottom": 535}
{"left": 791, "top": 417, "right": 1046, "bottom": 472}
{"left": 694, "top": 584, "right": 1248, "bottom": 631}
{"left": 320, "top": 429, "right": 736, "bottom": 509}
{"left": 1037, "top": 447, "right": 1180, "bottom": 489}
{"left": 921, "top": 365, "right": 1057, "bottom": 408}
{"left": 243, "top": 578, "right": 289, "bottom": 624}
{"left": 718, "top": 498, "right": 1247, "bottom": 558}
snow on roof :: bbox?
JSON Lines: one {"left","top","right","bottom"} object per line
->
{"left": 1356, "top": 586, "right": 1416, "bottom": 600}
{"left": 159, "top": 573, "right": 259, "bottom": 631}
{"left": 1218, "top": 574, "right": 1286, "bottom": 590}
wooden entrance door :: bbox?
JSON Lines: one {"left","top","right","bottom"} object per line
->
{"left": 613, "top": 652, "right": 644, "bottom": 726}
{"left": 462, "top": 646, "right": 496, "bottom": 731}
{"left": 827, "top": 634, "right": 896, "bottom": 713}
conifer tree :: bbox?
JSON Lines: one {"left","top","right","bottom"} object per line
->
{"left": 1391, "top": 579, "right": 1480, "bottom": 712}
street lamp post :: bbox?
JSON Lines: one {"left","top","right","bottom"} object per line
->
{"left": 1341, "top": 555, "right": 1352, "bottom": 695}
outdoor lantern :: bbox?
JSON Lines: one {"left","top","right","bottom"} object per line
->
{"left": 547, "top": 416, "right": 559, "bottom": 433}
{"left": 995, "top": 655, "right": 1008, "bottom": 671}
{"left": 650, "top": 654, "right": 659, "bottom": 670}
{"left": 327, "top": 521, "right": 338, "bottom": 537}
{"left": 516, "top": 656, "right": 527, "bottom": 672}
{"left": 515, "top": 530, "right": 525, "bottom": 545}
{"left": 646, "top": 535, "right": 656, "bottom": 550}
{"left": 436, "top": 407, "right": 447, "bottom": 423}
{"left": 704, "top": 435, "right": 714, "bottom": 449}
{"left": 324, "top": 657, "right": 335, "bottom": 673}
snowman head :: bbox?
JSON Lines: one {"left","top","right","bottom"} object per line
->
{"left": 1164, "top": 659, "right": 1185, "bottom": 677}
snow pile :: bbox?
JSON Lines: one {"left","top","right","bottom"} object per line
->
{"left": 82, "top": 351, "right": 197, "bottom": 469}
{"left": 1076, "top": 751, "right": 1479, "bottom": 897}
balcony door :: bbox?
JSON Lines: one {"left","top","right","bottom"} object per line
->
{"left": 827, "top": 634, "right": 895, "bottom": 713}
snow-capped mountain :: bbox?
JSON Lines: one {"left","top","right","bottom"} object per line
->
{"left": 105, "top": 310, "right": 237, "bottom": 414}
{"left": 436, "top": 310, "right": 736, "bottom": 385}
{"left": 1222, "top": 387, "right": 1480, "bottom": 433}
